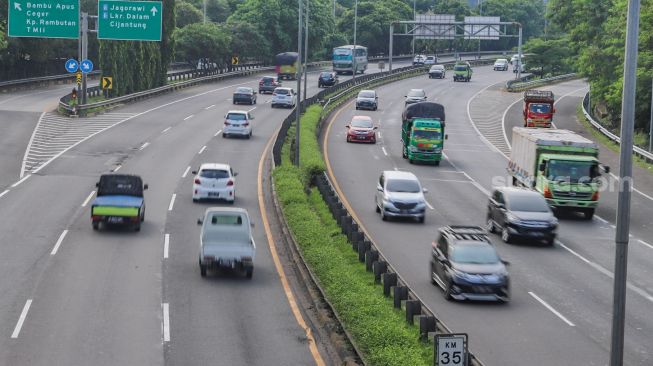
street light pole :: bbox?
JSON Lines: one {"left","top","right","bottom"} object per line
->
{"left": 649, "top": 77, "right": 653, "bottom": 152}
{"left": 352, "top": 0, "right": 357, "bottom": 81}
{"left": 609, "top": 0, "right": 640, "bottom": 365}
{"left": 412, "top": 0, "right": 416, "bottom": 55}
{"left": 477, "top": 0, "right": 482, "bottom": 59}
{"left": 203, "top": 0, "right": 206, "bottom": 23}
{"left": 295, "top": 0, "right": 303, "bottom": 166}
{"left": 303, "top": 0, "right": 309, "bottom": 101}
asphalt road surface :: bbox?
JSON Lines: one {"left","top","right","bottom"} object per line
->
{"left": 323, "top": 68, "right": 653, "bottom": 365}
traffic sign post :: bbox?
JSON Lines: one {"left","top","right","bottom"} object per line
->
{"left": 65, "top": 59, "right": 79, "bottom": 73}
{"left": 8, "top": 0, "right": 80, "bottom": 38}
{"left": 97, "top": 0, "right": 162, "bottom": 41}
{"left": 101, "top": 77, "right": 112, "bottom": 90}
{"left": 80, "top": 59, "right": 94, "bottom": 73}
{"left": 434, "top": 333, "right": 468, "bottom": 366}
{"left": 231, "top": 56, "right": 239, "bottom": 65}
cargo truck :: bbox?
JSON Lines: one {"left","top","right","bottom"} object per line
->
{"left": 91, "top": 174, "right": 148, "bottom": 231}
{"left": 523, "top": 90, "right": 555, "bottom": 128}
{"left": 401, "top": 102, "right": 447, "bottom": 165}
{"left": 508, "top": 128, "right": 609, "bottom": 220}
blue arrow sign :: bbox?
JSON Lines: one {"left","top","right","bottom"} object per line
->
{"left": 65, "top": 59, "right": 79, "bottom": 73}
{"left": 80, "top": 59, "right": 94, "bottom": 73}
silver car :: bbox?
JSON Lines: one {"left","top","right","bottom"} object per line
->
{"left": 405, "top": 89, "right": 427, "bottom": 105}
{"left": 375, "top": 170, "right": 428, "bottom": 223}
{"left": 223, "top": 110, "right": 253, "bottom": 139}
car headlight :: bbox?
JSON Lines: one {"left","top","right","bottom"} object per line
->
{"left": 408, "top": 145, "right": 418, "bottom": 152}
{"left": 550, "top": 218, "right": 559, "bottom": 227}
{"left": 415, "top": 202, "right": 426, "bottom": 209}
{"left": 433, "top": 147, "right": 442, "bottom": 153}
{"left": 451, "top": 269, "right": 470, "bottom": 281}
{"left": 506, "top": 213, "right": 522, "bottom": 224}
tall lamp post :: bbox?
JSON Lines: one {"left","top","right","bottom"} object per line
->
{"left": 303, "top": 0, "right": 309, "bottom": 101}
{"left": 295, "top": 0, "right": 303, "bottom": 166}
{"left": 411, "top": 0, "right": 416, "bottom": 55}
{"left": 352, "top": 0, "right": 358, "bottom": 81}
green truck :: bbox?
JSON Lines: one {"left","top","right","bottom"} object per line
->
{"left": 453, "top": 61, "right": 472, "bottom": 82}
{"left": 401, "top": 102, "right": 447, "bottom": 165}
{"left": 508, "top": 127, "right": 609, "bottom": 220}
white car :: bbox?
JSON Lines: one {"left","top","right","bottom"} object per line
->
{"left": 424, "top": 56, "right": 437, "bottom": 65}
{"left": 413, "top": 54, "right": 426, "bottom": 65}
{"left": 223, "top": 110, "right": 253, "bottom": 139}
{"left": 493, "top": 58, "right": 509, "bottom": 71}
{"left": 271, "top": 87, "right": 297, "bottom": 108}
{"left": 192, "top": 163, "right": 237, "bottom": 203}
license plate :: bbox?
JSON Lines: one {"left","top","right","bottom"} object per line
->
{"left": 208, "top": 192, "right": 220, "bottom": 197}
{"left": 108, "top": 217, "right": 124, "bottom": 224}
{"left": 357, "top": 136, "right": 366, "bottom": 140}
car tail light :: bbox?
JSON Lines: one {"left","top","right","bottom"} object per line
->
{"left": 259, "top": 81, "right": 263, "bottom": 85}
{"left": 591, "top": 191, "right": 599, "bottom": 201}
{"left": 272, "top": 92, "right": 277, "bottom": 96}
{"left": 243, "top": 123, "right": 249, "bottom": 127}
{"left": 224, "top": 121, "right": 230, "bottom": 126}
{"left": 227, "top": 180, "right": 234, "bottom": 186}
{"left": 91, "top": 215, "right": 101, "bottom": 221}
{"left": 544, "top": 186, "right": 553, "bottom": 198}
{"left": 203, "top": 255, "right": 215, "bottom": 263}
{"left": 194, "top": 178, "right": 201, "bottom": 184}
{"left": 242, "top": 256, "right": 252, "bottom": 262}
{"left": 130, "top": 216, "right": 140, "bottom": 223}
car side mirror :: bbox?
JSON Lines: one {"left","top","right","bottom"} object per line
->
{"left": 539, "top": 162, "right": 546, "bottom": 172}
{"left": 234, "top": 172, "right": 239, "bottom": 177}
{"left": 603, "top": 165, "right": 610, "bottom": 174}
{"left": 345, "top": 125, "right": 350, "bottom": 129}
{"left": 422, "top": 188, "right": 428, "bottom": 194}
{"left": 143, "top": 184, "right": 149, "bottom": 190}
{"left": 445, "top": 134, "right": 448, "bottom": 140}
{"left": 95, "top": 182, "right": 99, "bottom": 188}
{"left": 377, "top": 184, "right": 383, "bottom": 192}
{"left": 249, "top": 115, "right": 255, "bottom": 120}
{"left": 191, "top": 171, "right": 197, "bottom": 175}
{"left": 197, "top": 218, "right": 203, "bottom": 225}
{"left": 250, "top": 222, "right": 255, "bottom": 228}
{"left": 253, "top": 91, "right": 257, "bottom": 95}
{"left": 501, "top": 259, "right": 511, "bottom": 266}
{"left": 373, "top": 126, "right": 378, "bottom": 130}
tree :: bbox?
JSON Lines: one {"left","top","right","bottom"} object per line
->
{"left": 174, "top": 22, "right": 232, "bottom": 66}
{"left": 176, "top": 1, "right": 204, "bottom": 28}
{"left": 522, "top": 37, "right": 574, "bottom": 77}
{"left": 225, "top": 20, "right": 271, "bottom": 62}
{"left": 185, "top": 0, "right": 231, "bottom": 23}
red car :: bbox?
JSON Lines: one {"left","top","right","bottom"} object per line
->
{"left": 346, "top": 116, "right": 377, "bottom": 143}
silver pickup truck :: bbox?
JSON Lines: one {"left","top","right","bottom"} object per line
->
{"left": 198, "top": 207, "right": 256, "bottom": 278}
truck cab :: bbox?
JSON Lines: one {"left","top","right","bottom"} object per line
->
{"left": 523, "top": 90, "right": 555, "bottom": 128}
{"left": 401, "top": 102, "right": 447, "bottom": 165}
{"left": 453, "top": 62, "right": 472, "bottom": 82}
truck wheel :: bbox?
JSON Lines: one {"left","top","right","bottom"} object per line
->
{"left": 200, "top": 265, "right": 207, "bottom": 277}
{"left": 246, "top": 268, "right": 253, "bottom": 279}
{"left": 92, "top": 222, "right": 99, "bottom": 230}
{"left": 418, "top": 216, "right": 425, "bottom": 223}
{"left": 402, "top": 150, "right": 407, "bottom": 159}
{"left": 134, "top": 222, "right": 141, "bottom": 232}
{"left": 583, "top": 208, "right": 595, "bottom": 220}
{"left": 434, "top": 160, "right": 440, "bottom": 166}
{"left": 409, "top": 159, "right": 414, "bottom": 164}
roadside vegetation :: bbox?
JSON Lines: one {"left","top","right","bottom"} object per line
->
{"left": 274, "top": 104, "right": 433, "bottom": 365}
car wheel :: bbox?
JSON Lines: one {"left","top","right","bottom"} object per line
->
{"left": 430, "top": 262, "right": 437, "bottom": 285}
{"left": 355, "top": 106, "right": 359, "bottom": 110}
{"left": 371, "top": 138, "right": 376, "bottom": 144}
{"left": 501, "top": 226, "right": 512, "bottom": 243}
{"left": 546, "top": 238, "right": 555, "bottom": 246}
{"left": 193, "top": 198, "right": 199, "bottom": 203}
{"left": 583, "top": 208, "right": 595, "bottom": 220}
{"left": 418, "top": 216, "right": 425, "bottom": 223}
{"left": 402, "top": 150, "right": 407, "bottom": 159}
{"left": 200, "top": 258, "right": 207, "bottom": 277}
{"left": 434, "top": 160, "right": 440, "bottom": 166}
{"left": 246, "top": 268, "right": 253, "bottom": 279}
{"left": 134, "top": 222, "right": 141, "bottom": 232}
{"left": 92, "top": 222, "right": 99, "bottom": 230}
{"left": 222, "top": 133, "right": 227, "bottom": 138}
{"left": 486, "top": 217, "right": 496, "bottom": 233}
{"left": 375, "top": 203, "right": 380, "bottom": 213}
{"left": 443, "top": 280, "right": 454, "bottom": 301}
{"left": 409, "top": 159, "right": 414, "bottom": 164}
{"left": 374, "top": 106, "right": 378, "bottom": 111}
{"left": 380, "top": 209, "right": 387, "bottom": 221}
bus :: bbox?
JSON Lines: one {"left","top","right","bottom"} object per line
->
{"left": 333, "top": 45, "right": 368, "bottom": 75}
{"left": 275, "top": 52, "right": 299, "bottom": 80}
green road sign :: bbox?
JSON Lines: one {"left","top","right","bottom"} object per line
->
{"left": 97, "top": 0, "right": 162, "bottom": 41}
{"left": 8, "top": 0, "right": 79, "bottom": 38}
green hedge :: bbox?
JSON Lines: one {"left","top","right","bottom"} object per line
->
{"left": 273, "top": 98, "right": 433, "bottom": 365}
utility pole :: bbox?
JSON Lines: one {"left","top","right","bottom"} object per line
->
{"left": 477, "top": 0, "right": 482, "bottom": 59}
{"left": 295, "top": 0, "right": 303, "bottom": 166}
{"left": 649, "top": 77, "right": 653, "bottom": 152}
{"left": 303, "top": 0, "right": 309, "bottom": 101}
{"left": 610, "top": 0, "right": 640, "bottom": 365}
{"left": 516, "top": 24, "right": 522, "bottom": 79}
{"left": 412, "top": 0, "right": 416, "bottom": 55}
{"left": 352, "top": 0, "right": 357, "bottom": 81}
{"left": 203, "top": 0, "right": 206, "bottom": 23}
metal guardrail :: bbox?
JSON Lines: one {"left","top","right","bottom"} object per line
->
{"left": 582, "top": 92, "right": 653, "bottom": 163}
{"left": 272, "top": 56, "right": 499, "bottom": 366}
{"left": 506, "top": 73, "right": 578, "bottom": 92}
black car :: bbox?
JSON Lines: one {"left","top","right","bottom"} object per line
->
{"left": 258, "top": 76, "right": 281, "bottom": 94}
{"left": 232, "top": 87, "right": 257, "bottom": 105}
{"left": 486, "top": 187, "right": 558, "bottom": 245}
{"left": 318, "top": 71, "right": 338, "bottom": 88}
{"left": 430, "top": 226, "right": 510, "bottom": 302}
{"left": 355, "top": 90, "right": 378, "bottom": 110}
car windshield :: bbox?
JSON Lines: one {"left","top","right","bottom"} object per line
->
{"left": 235, "top": 87, "right": 251, "bottom": 94}
{"left": 431, "top": 66, "right": 444, "bottom": 71}
{"left": 210, "top": 214, "right": 243, "bottom": 226}
{"left": 320, "top": 72, "right": 332, "bottom": 78}
{"left": 408, "top": 90, "right": 425, "bottom": 97}
{"left": 200, "top": 169, "right": 229, "bottom": 179}
{"left": 226, "top": 113, "right": 247, "bottom": 120}
{"left": 386, "top": 179, "right": 421, "bottom": 193}
{"left": 275, "top": 89, "right": 289, "bottom": 95}
{"left": 547, "top": 160, "right": 598, "bottom": 183}
{"left": 496, "top": 59, "right": 507, "bottom": 64}
{"left": 412, "top": 129, "right": 441, "bottom": 140}
{"left": 450, "top": 244, "right": 500, "bottom": 264}
{"left": 454, "top": 65, "right": 468, "bottom": 71}
{"left": 358, "top": 91, "right": 375, "bottom": 98}
{"left": 506, "top": 193, "right": 550, "bottom": 212}
{"left": 351, "top": 118, "right": 373, "bottom": 128}
{"left": 97, "top": 175, "right": 143, "bottom": 197}
{"left": 529, "top": 103, "right": 552, "bottom": 113}
{"left": 262, "top": 77, "right": 275, "bottom": 84}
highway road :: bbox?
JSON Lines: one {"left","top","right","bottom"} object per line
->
{"left": 0, "top": 60, "right": 422, "bottom": 365}
{"left": 323, "top": 68, "right": 653, "bottom": 365}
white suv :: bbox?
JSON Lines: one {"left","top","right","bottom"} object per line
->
{"left": 223, "top": 110, "right": 253, "bottom": 139}
{"left": 271, "top": 87, "right": 297, "bottom": 108}
{"left": 192, "top": 163, "right": 237, "bottom": 203}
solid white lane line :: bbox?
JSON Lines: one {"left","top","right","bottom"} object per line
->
{"left": 113, "top": 165, "right": 122, "bottom": 172}
{"left": 214, "top": 129, "right": 222, "bottom": 137}
{"left": 161, "top": 127, "right": 172, "bottom": 133}
{"left": 609, "top": 172, "right": 653, "bottom": 202}
{"left": 81, "top": 191, "right": 96, "bottom": 207}
{"left": 528, "top": 292, "right": 575, "bottom": 327}
{"left": 139, "top": 142, "right": 150, "bottom": 150}
{"left": 11, "top": 174, "right": 31, "bottom": 188}
{"left": 50, "top": 230, "right": 69, "bottom": 256}
{"left": 181, "top": 166, "right": 191, "bottom": 178}
{"left": 460, "top": 171, "right": 491, "bottom": 196}
{"left": 422, "top": 178, "right": 473, "bottom": 183}
{"left": 0, "top": 190, "right": 10, "bottom": 199}
{"left": 198, "top": 146, "right": 207, "bottom": 154}
{"left": 638, "top": 239, "right": 653, "bottom": 250}
{"left": 557, "top": 240, "right": 653, "bottom": 302}
{"left": 594, "top": 215, "right": 609, "bottom": 224}
{"left": 378, "top": 131, "right": 382, "bottom": 138}
{"left": 248, "top": 107, "right": 257, "bottom": 112}
{"left": 162, "top": 303, "right": 170, "bottom": 342}
{"left": 381, "top": 147, "right": 388, "bottom": 156}
{"left": 205, "top": 104, "right": 215, "bottom": 110}
{"left": 168, "top": 194, "right": 176, "bottom": 211}
{"left": 164, "top": 234, "right": 170, "bottom": 259}
{"left": 425, "top": 201, "right": 434, "bottom": 210}
{"left": 184, "top": 114, "right": 194, "bottom": 120}
{"left": 20, "top": 111, "right": 45, "bottom": 178}
{"left": 11, "top": 299, "right": 33, "bottom": 338}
